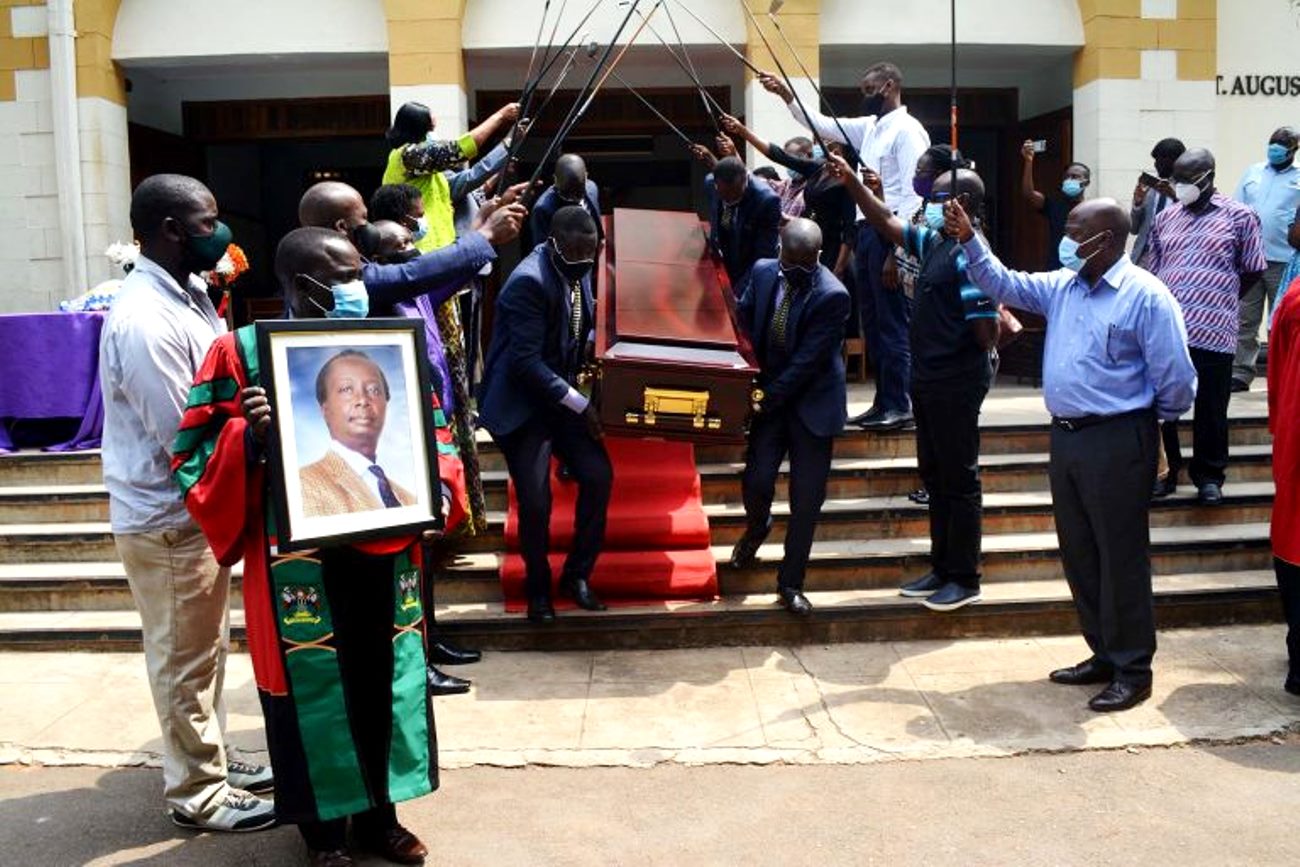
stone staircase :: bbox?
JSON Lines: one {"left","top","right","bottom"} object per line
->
{"left": 0, "top": 386, "right": 1279, "bottom": 651}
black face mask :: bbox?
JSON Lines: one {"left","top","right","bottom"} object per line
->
{"left": 350, "top": 222, "right": 382, "bottom": 259}
{"left": 781, "top": 264, "right": 816, "bottom": 293}
{"left": 379, "top": 248, "right": 420, "bottom": 265}
{"left": 549, "top": 245, "right": 593, "bottom": 283}
{"left": 861, "top": 90, "right": 886, "bottom": 117}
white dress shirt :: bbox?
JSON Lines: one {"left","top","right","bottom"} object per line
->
{"left": 787, "top": 99, "right": 931, "bottom": 221}
{"left": 100, "top": 256, "right": 226, "bottom": 533}
{"left": 329, "top": 439, "right": 391, "bottom": 505}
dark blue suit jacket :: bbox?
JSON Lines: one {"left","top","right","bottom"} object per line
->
{"left": 361, "top": 231, "right": 495, "bottom": 312}
{"left": 706, "top": 175, "right": 781, "bottom": 287}
{"left": 477, "top": 245, "right": 595, "bottom": 437}
{"left": 736, "top": 260, "right": 850, "bottom": 438}
{"left": 528, "top": 180, "right": 603, "bottom": 248}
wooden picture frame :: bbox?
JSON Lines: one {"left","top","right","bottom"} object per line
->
{"left": 256, "top": 318, "right": 444, "bottom": 551}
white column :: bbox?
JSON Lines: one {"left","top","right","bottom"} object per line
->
{"left": 390, "top": 84, "right": 469, "bottom": 139}
{"left": 46, "top": 0, "right": 86, "bottom": 294}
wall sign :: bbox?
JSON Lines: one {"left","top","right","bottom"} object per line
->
{"left": 1216, "top": 74, "right": 1300, "bottom": 97}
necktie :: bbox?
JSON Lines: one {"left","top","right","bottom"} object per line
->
{"left": 721, "top": 203, "right": 736, "bottom": 231}
{"left": 771, "top": 281, "right": 796, "bottom": 351}
{"left": 368, "top": 465, "right": 402, "bottom": 508}
{"left": 569, "top": 280, "right": 583, "bottom": 344}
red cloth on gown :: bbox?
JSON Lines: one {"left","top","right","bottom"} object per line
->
{"left": 1269, "top": 280, "right": 1300, "bottom": 565}
{"left": 500, "top": 436, "right": 718, "bottom": 610}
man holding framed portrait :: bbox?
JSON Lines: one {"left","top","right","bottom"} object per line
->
{"left": 172, "top": 227, "right": 466, "bottom": 867}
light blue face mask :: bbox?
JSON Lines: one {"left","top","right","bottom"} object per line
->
{"left": 303, "top": 274, "right": 370, "bottom": 319}
{"left": 1058, "top": 231, "right": 1107, "bottom": 273}
{"left": 1062, "top": 178, "right": 1085, "bottom": 198}
{"left": 923, "top": 202, "right": 947, "bottom": 231}
{"left": 411, "top": 216, "right": 429, "bottom": 242}
{"left": 812, "top": 144, "right": 825, "bottom": 160}
{"left": 1268, "top": 142, "right": 1293, "bottom": 167}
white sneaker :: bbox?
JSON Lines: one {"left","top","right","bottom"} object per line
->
{"left": 171, "top": 788, "right": 277, "bottom": 833}
{"left": 226, "top": 757, "right": 274, "bottom": 794}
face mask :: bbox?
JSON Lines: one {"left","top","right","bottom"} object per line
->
{"left": 1173, "top": 169, "right": 1211, "bottom": 206}
{"left": 411, "top": 216, "right": 429, "bottom": 242}
{"left": 913, "top": 174, "right": 935, "bottom": 199}
{"left": 183, "top": 220, "right": 233, "bottom": 271}
{"left": 923, "top": 202, "right": 946, "bottom": 232}
{"left": 1058, "top": 231, "right": 1107, "bottom": 273}
{"left": 781, "top": 263, "right": 817, "bottom": 292}
{"left": 1062, "top": 179, "right": 1085, "bottom": 198}
{"left": 302, "top": 274, "right": 370, "bottom": 319}
{"left": 861, "top": 91, "right": 885, "bottom": 117}
{"left": 549, "top": 239, "right": 594, "bottom": 283}
{"left": 812, "top": 144, "right": 826, "bottom": 160}
{"left": 1267, "top": 142, "right": 1293, "bottom": 166}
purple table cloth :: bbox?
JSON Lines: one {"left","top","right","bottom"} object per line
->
{"left": 0, "top": 311, "right": 105, "bottom": 453}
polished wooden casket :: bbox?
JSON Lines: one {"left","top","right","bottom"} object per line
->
{"left": 593, "top": 208, "right": 759, "bottom": 443}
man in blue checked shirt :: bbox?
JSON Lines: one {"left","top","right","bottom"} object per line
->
{"left": 830, "top": 155, "right": 998, "bottom": 613}
{"left": 942, "top": 195, "right": 1196, "bottom": 713}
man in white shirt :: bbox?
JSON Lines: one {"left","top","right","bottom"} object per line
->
{"left": 759, "top": 62, "right": 931, "bottom": 430}
{"left": 100, "top": 174, "right": 275, "bottom": 831}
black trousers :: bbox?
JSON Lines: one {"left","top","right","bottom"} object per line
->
{"left": 495, "top": 409, "right": 613, "bottom": 602}
{"left": 1276, "top": 557, "right": 1300, "bottom": 681}
{"left": 1162, "top": 347, "right": 1233, "bottom": 487}
{"left": 742, "top": 408, "right": 834, "bottom": 592}
{"left": 853, "top": 223, "right": 913, "bottom": 413}
{"left": 1048, "top": 409, "right": 1159, "bottom": 684}
{"left": 912, "top": 377, "right": 989, "bottom": 589}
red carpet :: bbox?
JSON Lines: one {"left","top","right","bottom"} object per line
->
{"left": 500, "top": 437, "right": 719, "bottom": 611}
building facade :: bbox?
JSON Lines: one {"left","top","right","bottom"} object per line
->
{"left": 0, "top": 0, "right": 1294, "bottom": 311}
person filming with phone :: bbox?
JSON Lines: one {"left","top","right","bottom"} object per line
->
{"left": 1130, "top": 138, "right": 1186, "bottom": 268}
{"left": 1020, "top": 139, "right": 1091, "bottom": 269}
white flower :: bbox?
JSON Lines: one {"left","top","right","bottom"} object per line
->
{"left": 104, "top": 241, "right": 140, "bottom": 271}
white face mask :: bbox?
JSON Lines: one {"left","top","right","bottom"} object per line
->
{"left": 1174, "top": 169, "right": 1211, "bottom": 206}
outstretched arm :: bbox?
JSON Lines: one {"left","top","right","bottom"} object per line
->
{"left": 827, "top": 153, "right": 905, "bottom": 247}
{"left": 757, "top": 72, "right": 869, "bottom": 148}
{"left": 465, "top": 102, "right": 519, "bottom": 152}
{"left": 1020, "top": 140, "right": 1046, "bottom": 211}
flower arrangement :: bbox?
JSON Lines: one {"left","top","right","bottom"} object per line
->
{"left": 58, "top": 241, "right": 140, "bottom": 312}
{"left": 204, "top": 244, "right": 249, "bottom": 289}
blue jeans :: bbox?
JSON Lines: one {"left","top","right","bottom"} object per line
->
{"left": 853, "top": 222, "right": 913, "bottom": 413}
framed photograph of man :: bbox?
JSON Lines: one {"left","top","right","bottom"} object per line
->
{"left": 256, "top": 318, "right": 444, "bottom": 550}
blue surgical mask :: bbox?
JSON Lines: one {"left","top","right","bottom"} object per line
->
{"left": 303, "top": 274, "right": 370, "bottom": 319}
{"left": 1058, "top": 231, "right": 1106, "bottom": 273}
{"left": 923, "top": 202, "right": 946, "bottom": 232}
{"left": 411, "top": 216, "right": 429, "bottom": 242}
{"left": 1268, "top": 142, "right": 1292, "bottom": 167}
{"left": 1062, "top": 179, "right": 1085, "bottom": 198}
{"left": 812, "top": 145, "right": 825, "bottom": 160}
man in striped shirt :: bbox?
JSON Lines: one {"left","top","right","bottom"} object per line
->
{"left": 1146, "top": 148, "right": 1267, "bottom": 504}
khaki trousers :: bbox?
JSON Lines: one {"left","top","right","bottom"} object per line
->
{"left": 115, "top": 524, "right": 231, "bottom": 818}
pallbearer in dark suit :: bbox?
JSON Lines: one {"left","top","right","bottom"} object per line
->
{"left": 528, "top": 153, "right": 604, "bottom": 248}
{"left": 730, "top": 218, "right": 851, "bottom": 615}
{"left": 705, "top": 156, "right": 782, "bottom": 288}
{"left": 478, "top": 207, "right": 613, "bottom": 623}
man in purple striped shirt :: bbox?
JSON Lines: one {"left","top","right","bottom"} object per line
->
{"left": 1147, "top": 148, "right": 1267, "bottom": 504}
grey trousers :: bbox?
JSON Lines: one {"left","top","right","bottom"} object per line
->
{"left": 1234, "top": 261, "right": 1286, "bottom": 385}
{"left": 1048, "top": 410, "right": 1159, "bottom": 683}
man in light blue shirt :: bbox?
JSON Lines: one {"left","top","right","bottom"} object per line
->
{"left": 1233, "top": 126, "right": 1300, "bottom": 387}
{"left": 944, "top": 196, "right": 1196, "bottom": 713}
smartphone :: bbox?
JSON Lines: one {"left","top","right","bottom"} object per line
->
{"left": 1138, "top": 171, "right": 1162, "bottom": 189}
{"left": 1030, "top": 139, "right": 1047, "bottom": 154}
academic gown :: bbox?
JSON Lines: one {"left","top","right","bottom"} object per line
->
{"left": 170, "top": 325, "right": 467, "bottom": 824}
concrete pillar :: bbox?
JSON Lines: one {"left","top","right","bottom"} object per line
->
{"left": 48, "top": 0, "right": 85, "bottom": 296}
{"left": 1073, "top": 0, "right": 1218, "bottom": 203}
{"left": 383, "top": 0, "right": 468, "bottom": 133}
{"left": 741, "top": 0, "right": 821, "bottom": 169}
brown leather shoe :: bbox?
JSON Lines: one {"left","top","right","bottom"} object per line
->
{"left": 356, "top": 825, "right": 428, "bottom": 865}
{"left": 308, "top": 849, "right": 354, "bottom": 867}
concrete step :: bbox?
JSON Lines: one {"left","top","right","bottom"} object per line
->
{"left": 0, "top": 450, "right": 104, "bottom": 487}
{"left": 0, "top": 571, "right": 1278, "bottom": 651}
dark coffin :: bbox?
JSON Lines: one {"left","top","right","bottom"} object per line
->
{"left": 594, "top": 208, "right": 759, "bottom": 443}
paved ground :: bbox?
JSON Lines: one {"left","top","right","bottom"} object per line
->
{"left": 3, "top": 741, "right": 1300, "bottom": 866}
{"left": 3, "top": 626, "right": 1296, "bottom": 770}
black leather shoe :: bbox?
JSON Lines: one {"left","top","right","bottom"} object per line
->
{"left": 429, "top": 639, "right": 481, "bottom": 666}
{"left": 1150, "top": 474, "right": 1177, "bottom": 499}
{"left": 848, "top": 406, "right": 885, "bottom": 427}
{"left": 526, "top": 599, "right": 556, "bottom": 624}
{"left": 308, "top": 849, "right": 355, "bottom": 867}
{"left": 559, "top": 577, "right": 607, "bottom": 611}
{"left": 1088, "top": 680, "right": 1152, "bottom": 712}
{"left": 1230, "top": 378, "right": 1250, "bottom": 393}
{"left": 1197, "top": 482, "right": 1223, "bottom": 505}
{"left": 1049, "top": 658, "right": 1115, "bottom": 686}
{"left": 779, "top": 589, "right": 813, "bottom": 616}
{"left": 859, "top": 409, "right": 913, "bottom": 432}
{"left": 426, "top": 665, "right": 471, "bottom": 696}
{"left": 729, "top": 519, "right": 772, "bottom": 569}
{"left": 355, "top": 824, "right": 428, "bottom": 865}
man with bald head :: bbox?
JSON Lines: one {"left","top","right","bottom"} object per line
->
{"left": 173, "top": 226, "right": 467, "bottom": 864}
{"left": 729, "top": 218, "right": 851, "bottom": 615}
{"left": 1146, "top": 148, "right": 1267, "bottom": 504}
{"left": 832, "top": 155, "right": 999, "bottom": 612}
{"left": 945, "top": 195, "right": 1196, "bottom": 712}
{"left": 529, "top": 152, "right": 603, "bottom": 247}
{"left": 101, "top": 174, "right": 275, "bottom": 831}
